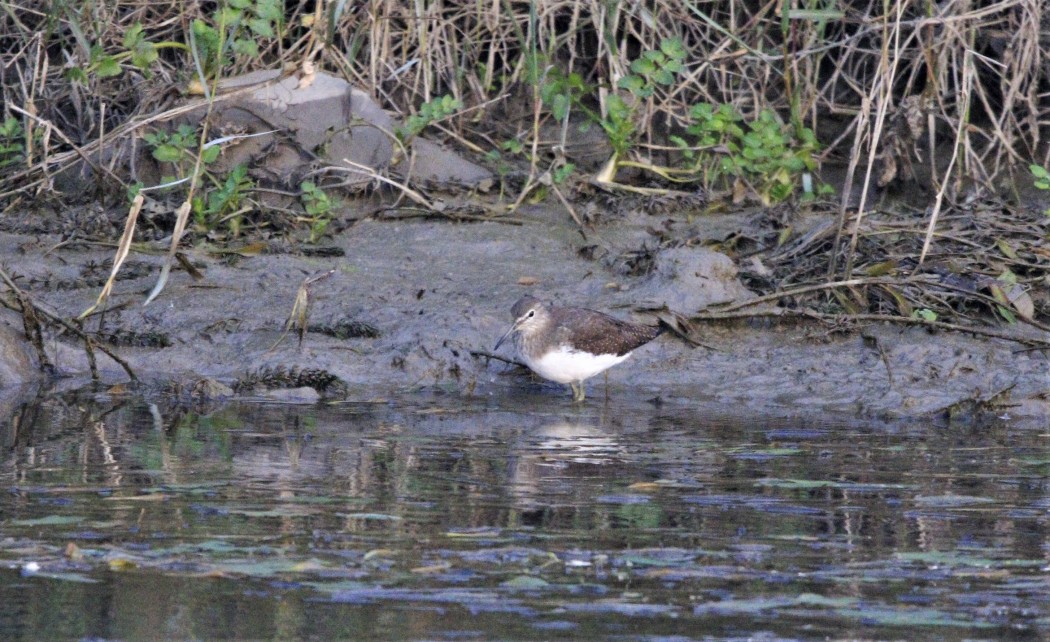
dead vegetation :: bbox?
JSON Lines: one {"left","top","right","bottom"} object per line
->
{"left": 0, "top": 1, "right": 1048, "bottom": 355}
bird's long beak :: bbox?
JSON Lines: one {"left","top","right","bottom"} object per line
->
{"left": 494, "top": 322, "right": 518, "bottom": 351}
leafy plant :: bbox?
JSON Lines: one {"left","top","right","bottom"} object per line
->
{"left": 551, "top": 161, "right": 576, "bottom": 185}
{"left": 192, "top": 164, "right": 254, "bottom": 235}
{"left": 145, "top": 125, "right": 219, "bottom": 164}
{"left": 600, "top": 94, "right": 637, "bottom": 158}
{"left": 539, "top": 66, "right": 593, "bottom": 123}
{"left": 396, "top": 95, "right": 463, "bottom": 143}
{"left": 618, "top": 38, "right": 687, "bottom": 98}
{"left": 600, "top": 38, "right": 687, "bottom": 158}
{"left": 67, "top": 22, "right": 184, "bottom": 84}
{"left": 143, "top": 124, "right": 221, "bottom": 184}
{"left": 1030, "top": 164, "right": 1050, "bottom": 215}
{"left": 0, "top": 118, "right": 25, "bottom": 168}
{"left": 299, "top": 181, "right": 336, "bottom": 243}
{"left": 673, "top": 105, "right": 824, "bottom": 204}
{"left": 190, "top": 0, "right": 282, "bottom": 82}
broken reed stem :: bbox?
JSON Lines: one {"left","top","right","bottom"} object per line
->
{"left": 842, "top": 0, "right": 905, "bottom": 280}
{"left": 0, "top": 265, "right": 137, "bottom": 381}
{"left": 704, "top": 276, "right": 935, "bottom": 314}
{"left": 712, "top": 270, "right": 1047, "bottom": 325}
{"left": 916, "top": 46, "right": 972, "bottom": 269}
{"left": 0, "top": 267, "right": 55, "bottom": 376}
{"left": 689, "top": 308, "right": 1050, "bottom": 350}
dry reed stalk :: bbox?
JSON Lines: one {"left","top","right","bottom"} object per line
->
{"left": 0, "top": 1, "right": 1045, "bottom": 233}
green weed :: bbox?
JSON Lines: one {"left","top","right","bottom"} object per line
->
{"left": 396, "top": 95, "right": 463, "bottom": 143}
{"left": 1030, "top": 164, "right": 1050, "bottom": 215}
{"left": 192, "top": 164, "right": 254, "bottom": 235}
{"left": 299, "top": 181, "right": 336, "bottom": 243}
{"left": 0, "top": 118, "right": 25, "bottom": 168}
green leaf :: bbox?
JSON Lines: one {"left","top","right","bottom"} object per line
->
{"left": 642, "top": 50, "right": 665, "bottom": 64}
{"left": 630, "top": 58, "right": 656, "bottom": 75}
{"left": 218, "top": 7, "right": 242, "bottom": 25}
{"left": 996, "top": 239, "right": 1018, "bottom": 260}
{"left": 131, "top": 42, "right": 158, "bottom": 70}
{"left": 96, "top": 56, "right": 122, "bottom": 77}
{"left": 1029, "top": 164, "right": 1050, "bottom": 179}
{"left": 660, "top": 37, "right": 687, "bottom": 61}
{"left": 248, "top": 18, "right": 274, "bottom": 38}
{"left": 228, "top": 0, "right": 251, "bottom": 8}
{"left": 618, "top": 75, "right": 645, "bottom": 94}
{"left": 231, "top": 38, "right": 259, "bottom": 57}
{"left": 551, "top": 93, "right": 569, "bottom": 121}
{"left": 552, "top": 162, "right": 575, "bottom": 184}
{"left": 997, "top": 305, "right": 1017, "bottom": 324}
{"left": 785, "top": 8, "right": 845, "bottom": 20}
{"left": 201, "top": 146, "right": 221, "bottom": 164}
{"left": 123, "top": 23, "right": 145, "bottom": 49}
{"left": 690, "top": 103, "right": 714, "bottom": 120}
{"left": 255, "top": 0, "right": 283, "bottom": 21}
{"left": 66, "top": 67, "right": 89, "bottom": 84}
{"left": 152, "top": 144, "right": 182, "bottom": 163}
{"left": 912, "top": 308, "right": 937, "bottom": 322}
{"left": 653, "top": 69, "right": 675, "bottom": 85}
{"left": 663, "top": 59, "right": 684, "bottom": 74}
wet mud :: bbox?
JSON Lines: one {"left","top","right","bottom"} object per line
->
{"left": 0, "top": 200, "right": 1047, "bottom": 424}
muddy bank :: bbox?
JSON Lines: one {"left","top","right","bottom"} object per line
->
{"left": 0, "top": 201, "right": 1047, "bottom": 423}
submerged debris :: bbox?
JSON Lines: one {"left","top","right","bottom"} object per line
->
{"left": 93, "top": 329, "right": 172, "bottom": 348}
{"left": 309, "top": 319, "right": 382, "bottom": 340}
{"left": 233, "top": 366, "right": 347, "bottom": 398}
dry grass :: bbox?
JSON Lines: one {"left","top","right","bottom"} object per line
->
{"left": 2, "top": 1, "right": 1044, "bottom": 191}
{"left": 0, "top": 0, "right": 1047, "bottom": 329}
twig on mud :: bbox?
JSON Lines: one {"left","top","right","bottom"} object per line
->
{"left": 0, "top": 266, "right": 137, "bottom": 381}
{"left": 338, "top": 158, "right": 435, "bottom": 209}
{"left": 469, "top": 349, "right": 524, "bottom": 367}
{"left": 549, "top": 181, "right": 588, "bottom": 240}
{"left": 705, "top": 276, "right": 934, "bottom": 314}
{"left": 79, "top": 193, "right": 144, "bottom": 319}
{"left": 7, "top": 103, "right": 127, "bottom": 192}
{"left": 689, "top": 307, "right": 1050, "bottom": 349}
{"left": 0, "top": 267, "right": 55, "bottom": 376}
{"left": 862, "top": 331, "right": 897, "bottom": 389}
{"left": 374, "top": 207, "right": 525, "bottom": 224}
{"left": 702, "top": 274, "right": 1049, "bottom": 336}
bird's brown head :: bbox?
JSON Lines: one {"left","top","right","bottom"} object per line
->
{"left": 494, "top": 295, "right": 548, "bottom": 351}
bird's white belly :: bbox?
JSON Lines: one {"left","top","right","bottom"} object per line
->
{"left": 523, "top": 346, "right": 631, "bottom": 384}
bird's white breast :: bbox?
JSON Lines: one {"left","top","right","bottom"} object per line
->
{"left": 523, "top": 346, "right": 631, "bottom": 384}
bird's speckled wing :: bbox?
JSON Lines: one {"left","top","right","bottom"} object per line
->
{"left": 550, "top": 307, "right": 661, "bottom": 356}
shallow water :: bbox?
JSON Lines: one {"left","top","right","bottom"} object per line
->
{"left": 0, "top": 388, "right": 1046, "bottom": 640}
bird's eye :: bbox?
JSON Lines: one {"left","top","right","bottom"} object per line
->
{"left": 526, "top": 310, "right": 535, "bottom": 318}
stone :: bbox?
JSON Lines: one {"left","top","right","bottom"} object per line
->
{"left": 182, "top": 71, "right": 491, "bottom": 189}
{"left": 633, "top": 247, "right": 755, "bottom": 314}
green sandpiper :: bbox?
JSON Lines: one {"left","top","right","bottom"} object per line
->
{"left": 494, "top": 295, "right": 663, "bottom": 402}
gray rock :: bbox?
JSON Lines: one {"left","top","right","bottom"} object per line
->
{"left": 202, "top": 72, "right": 394, "bottom": 187}
{"left": 185, "top": 71, "right": 490, "bottom": 189}
{"left": 400, "top": 138, "right": 493, "bottom": 189}
{"left": 633, "top": 247, "right": 755, "bottom": 314}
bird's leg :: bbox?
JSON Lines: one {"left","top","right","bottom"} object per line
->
{"left": 570, "top": 382, "right": 586, "bottom": 403}
{"left": 604, "top": 371, "right": 609, "bottom": 401}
